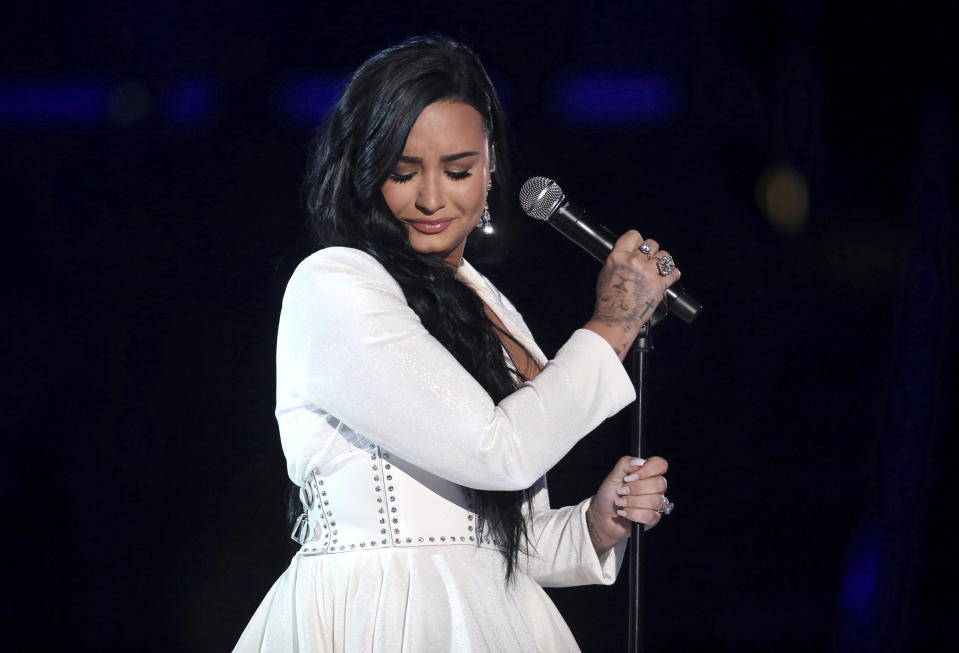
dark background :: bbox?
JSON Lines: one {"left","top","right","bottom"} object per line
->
{"left": 3, "top": 1, "right": 956, "bottom": 651}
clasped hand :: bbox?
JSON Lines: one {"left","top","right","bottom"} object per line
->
{"left": 585, "top": 456, "right": 670, "bottom": 557}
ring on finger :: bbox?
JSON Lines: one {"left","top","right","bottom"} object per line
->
{"left": 639, "top": 242, "right": 652, "bottom": 258}
{"left": 656, "top": 254, "right": 675, "bottom": 276}
{"left": 657, "top": 495, "right": 675, "bottom": 516}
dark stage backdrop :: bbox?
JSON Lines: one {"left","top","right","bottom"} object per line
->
{"left": 3, "top": 2, "right": 956, "bottom": 651}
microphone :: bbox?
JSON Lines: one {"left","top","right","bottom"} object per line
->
{"left": 519, "top": 176, "right": 701, "bottom": 324}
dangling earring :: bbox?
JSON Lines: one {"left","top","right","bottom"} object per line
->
{"left": 477, "top": 177, "right": 493, "bottom": 234}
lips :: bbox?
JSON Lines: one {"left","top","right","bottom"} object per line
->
{"left": 406, "top": 218, "right": 454, "bottom": 234}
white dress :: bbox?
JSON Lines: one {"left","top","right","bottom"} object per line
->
{"left": 234, "top": 247, "right": 636, "bottom": 652}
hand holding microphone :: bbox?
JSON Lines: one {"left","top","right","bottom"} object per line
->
{"left": 519, "top": 176, "right": 701, "bottom": 322}
{"left": 587, "top": 231, "right": 683, "bottom": 359}
{"left": 519, "top": 176, "right": 701, "bottom": 359}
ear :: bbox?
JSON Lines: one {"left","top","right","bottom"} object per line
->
{"left": 490, "top": 144, "right": 497, "bottom": 173}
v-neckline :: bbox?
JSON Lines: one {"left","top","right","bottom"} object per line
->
{"left": 455, "top": 259, "right": 546, "bottom": 383}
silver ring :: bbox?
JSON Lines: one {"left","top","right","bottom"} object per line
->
{"left": 639, "top": 242, "right": 651, "bottom": 258}
{"left": 658, "top": 496, "right": 675, "bottom": 515}
{"left": 657, "top": 254, "right": 675, "bottom": 276}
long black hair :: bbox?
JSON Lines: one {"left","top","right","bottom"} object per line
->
{"left": 300, "top": 36, "right": 532, "bottom": 580}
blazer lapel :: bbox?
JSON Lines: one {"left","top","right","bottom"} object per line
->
{"left": 456, "top": 259, "right": 548, "bottom": 368}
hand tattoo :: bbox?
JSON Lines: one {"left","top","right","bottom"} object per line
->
{"left": 593, "top": 264, "right": 654, "bottom": 331}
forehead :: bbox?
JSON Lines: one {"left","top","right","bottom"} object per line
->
{"left": 403, "top": 102, "right": 488, "bottom": 154}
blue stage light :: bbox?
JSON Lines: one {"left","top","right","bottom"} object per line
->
{"left": 841, "top": 532, "right": 879, "bottom": 615}
{"left": 551, "top": 72, "right": 680, "bottom": 126}
{"left": 168, "top": 76, "right": 216, "bottom": 127}
{"left": 0, "top": 79, "right": 110, "bottom": 125}
{"left": 278, "top": 75, "right": 347, "bottom": 127}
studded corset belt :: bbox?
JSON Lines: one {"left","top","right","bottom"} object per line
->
{"left": 291, "top": 443, "right": 501, "bottom": 555}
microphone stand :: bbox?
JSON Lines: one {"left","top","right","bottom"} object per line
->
{"left": 525, "top": 195, "right": 701, "bottom": 651}
{"left": 627, "top": 322, "right": 651, "bottom": 653}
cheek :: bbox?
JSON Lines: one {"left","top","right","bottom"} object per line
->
{"left": 380, "top": 184, "right": 405, "bottom": 216}
{"left": 460, "top": 178, "right": 487, "bottom": 211}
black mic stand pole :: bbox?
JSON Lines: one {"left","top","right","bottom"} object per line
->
{"left": 527, "top": 198, "right": 701, "bottom": 652}
{"left": 627, "top": 322, "right": 651, "bottom": 653}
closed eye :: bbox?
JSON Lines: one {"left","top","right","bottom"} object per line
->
{"left": 388, "top": 170, "right": 473, "bottom": 183}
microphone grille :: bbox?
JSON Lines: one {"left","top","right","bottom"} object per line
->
{"left": 520, "top": 176, "right": 565, "bottom": 221}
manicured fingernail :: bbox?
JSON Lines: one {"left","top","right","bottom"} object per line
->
{"left": 630, "top": 458, "right": 646, "bottom": 467}
{"left": 615, "top": 498, "right": 627, "bottom": 507}
{"left": 616, "top": 509, "right": 627, "bottom": 517}
{"left": 623, "top": 473, "right": 639, "bottom": 482}
{"left": 616, "top": 486, "right": 630, "bottom": 495}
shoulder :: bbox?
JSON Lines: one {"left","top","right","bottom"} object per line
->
{"left": 458, "top": 258, "right": 521, "bottom": 314}
{"left": 291, "top": 246, "right": 390, "bottom": 281}
{"left": 286, "top": 246, "right": 404, "bottom": 299}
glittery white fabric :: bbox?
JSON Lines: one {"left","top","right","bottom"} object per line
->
{"left": 234, "top": 247, "right": 636, "bottom": 652}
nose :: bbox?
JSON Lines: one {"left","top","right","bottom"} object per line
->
{"left": 414, "top": 172, "right": 445, "bottom": 215}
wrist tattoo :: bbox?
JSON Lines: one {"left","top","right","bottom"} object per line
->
{"left": 586, "top": 515, "right": 603, "bottom": 549}
{"left": 639, "top": 297, "right": 655, "bottom": 320}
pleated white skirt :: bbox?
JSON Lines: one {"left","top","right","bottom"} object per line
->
{"left": 233, "top": 545, "right": 582, "bottom": 652}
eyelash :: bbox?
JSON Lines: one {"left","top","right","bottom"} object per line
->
{"left": 389, "top": 170, "right": 473, "bottom": 183}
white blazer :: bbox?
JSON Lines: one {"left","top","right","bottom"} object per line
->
{"left": 274, "top": 246, "right": 635, "bottom": 585}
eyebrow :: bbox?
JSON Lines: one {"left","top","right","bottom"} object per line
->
{"left": 398, "top": 151, "right": 480, "bottom": 164}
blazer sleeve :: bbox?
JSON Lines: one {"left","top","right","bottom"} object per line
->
{"left": 276, "top": 247, "right": 635, "bottom": 490}
{"left": 520, "top": 480, "right": 626, "bottom": 587}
